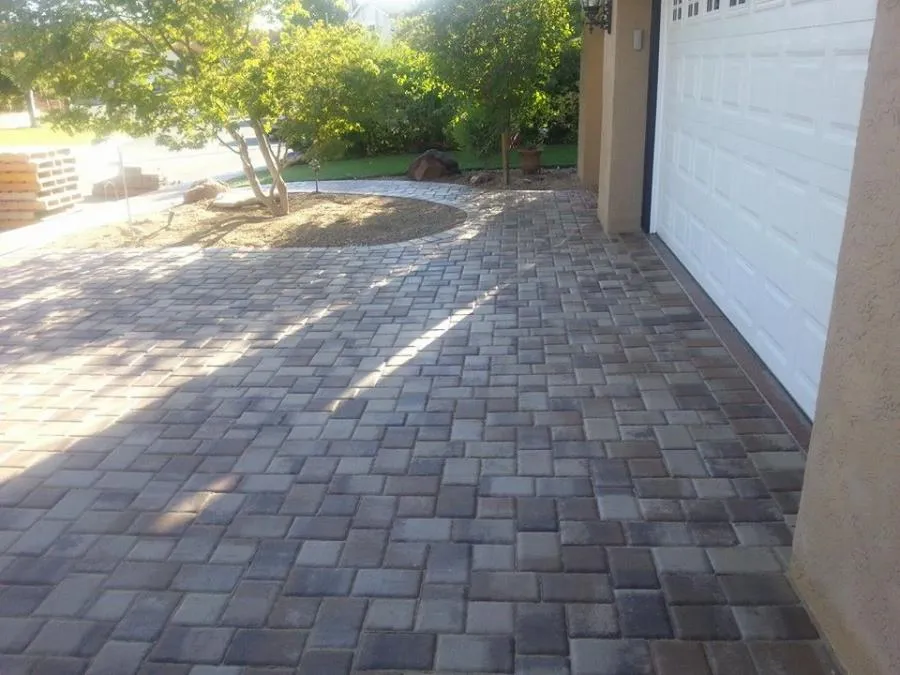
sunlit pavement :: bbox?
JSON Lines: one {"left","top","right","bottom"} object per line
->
{"left": 0, "top": 185, "right": 836, "bottom": 674}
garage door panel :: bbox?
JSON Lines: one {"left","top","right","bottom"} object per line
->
{"left": 769, "top": 169, "right": 806, "bottom": 243}
{"left": 683, "top": 55, "right": 701, "bottom": 101}
{"left": 829, "top": 38, "right": 873, "bottom": 142}
{"left": 677, "top": 108, "right": 853, "bottom": 265}
{"left": 760, "top": 227, "right": 801, "bottom": 302}
{"left": 712, "top": 149, "right": 734, "bottom": 201}
{"left": 694, "top": 139, "right": 714, "bottom": 187}
{"left": 734, "top": 157, "right": 768, "bottom": 221}
{"left": 793, "top": 318, "right": 828, "bottom": 409}
{"left": 759, "top": 279, "right": 793, "bottom": 357}
{"left": 804, "top": 189, "right": 848, "bottom": 267}
{"left": 729, "top": 254, "right": 759, "bottom": 328}
{"left": 748, "top": 53, "right": 780, "bottom": 117}
{"left": 654, "top": 0, "right": 876, "bottom": 416}
{"left": 706, "top": 232, "right": 728, "bottom": 284}
{"left": 678, "top": 76, "right": 855, "bottom": 170}
{"left": 700, "top": 57, "right": 718, "bottom": 102}
{"left": 721, "top": 58, "right": 744, "bottom": 108}
{"left": 783, "top": 51, "right": 826, "bottom": 133}
{"left": 672, "top": 23, "right": 871, "bottom": 171}
{"left": 796, "top": 257, "right": 837, "bottom": 328}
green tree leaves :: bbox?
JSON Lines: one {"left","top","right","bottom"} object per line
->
{"left": 1, "top": 0, "right": 311, "bottom": 214}
{"left": 1, "top": 0, "right": 579, "bottom": 209}
{"left": 418, "top": 0, "right": 573, "bottom": 173}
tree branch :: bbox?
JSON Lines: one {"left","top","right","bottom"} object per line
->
{"left": 252, "top": 119, "right": 289, "bottom": 216}
{"left": 228, "top": 127, "right": 272, "bottom": 210}
{"left": 215, "top": 133, "right": 241, "bottom": 155}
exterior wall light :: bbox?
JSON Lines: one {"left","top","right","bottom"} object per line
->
{"left": 581, "top": 0, "right": 613, "bottom": 33}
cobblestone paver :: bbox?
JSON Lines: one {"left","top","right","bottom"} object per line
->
{"left": 0, "top": 184, "right": 838, "bottom": 673}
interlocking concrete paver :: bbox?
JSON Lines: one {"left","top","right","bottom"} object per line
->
{"left": 0, "top": 182, "right": 834, "bottom": 672}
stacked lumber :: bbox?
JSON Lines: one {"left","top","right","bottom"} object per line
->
{"left": 0, "top": 148, "right": 82, "bottom": 229}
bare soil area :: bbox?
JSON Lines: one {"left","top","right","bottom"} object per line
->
{"left": 51, "top": 193, "right": 467, "bottom": 249}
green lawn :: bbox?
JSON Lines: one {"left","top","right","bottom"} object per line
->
{"left": 242, "top": 144, "right": 577, "bottom": 184}
{"left": 0, "top": 126, "right": 95, "bottom": 147}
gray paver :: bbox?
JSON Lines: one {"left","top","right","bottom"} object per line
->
{"left": 352, "top": 569, "right": 420, "bottom": 598}
{"left": 0, "top": 184, "right": 830, "bottom": 674}
{"left": 0, "top": 617, "right": 44, "bottom": 653}
{"left": 566, "top": 604, "right": 619, "bottom": 638}
{"left": 86, "top": 641, "right": 151, "bottom": 675}
{"left": 356, "top": 632, "right": 435, "bottom": 670}
{"left": 364, "top": 599, "right": 416, "bottom": 631}
{"left": 415, "top": 599, "right": 465, "bottom": 633}
{"left": 223, "top": 628, "right": 306, "bottom": 666}
{"left": 466, "top": 601, "right": 514, "bottom": 634}
{"left": 171, "top": 594, "right": 228, "bottom": 626}
{"left": 516, "top": 603, "right": 567, "bottom": 655}
{"left": 571, "top": 640, "right": 654, "bottom": 675}
{"left": 149, "top": 627, "right": 233, "bottom": 664}
{"left": 652, "top": 641, "right": 712, "bottom": 675}
{"left": 435, "top": 634, "right": 514, "bottom": 673}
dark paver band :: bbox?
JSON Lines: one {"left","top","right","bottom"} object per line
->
{"left": 0, "top": 184, "right": 837, "bottom": 673}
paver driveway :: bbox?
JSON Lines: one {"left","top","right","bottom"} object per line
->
{"left": 0, "top": 186, "right": 837, "bottom": 674}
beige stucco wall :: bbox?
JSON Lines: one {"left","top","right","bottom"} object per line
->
{"left": 596, "top": 0, "right": 652, "bottom": 234}
{"left": 577, "top": 28, "right": 604, "bottom": 190}
{"left": 791, "top": 1, "right": 900, "bottom": 674}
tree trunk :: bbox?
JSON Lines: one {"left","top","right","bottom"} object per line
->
{"left": 252, "top": 121, "right": 289, "bottom": 216}
{"left": 500, "top": 131, "right": 511, "bottom": 187}
{"left": 226, "top": 128, "right": 275, "bottom": 212}
{"left": 25, "top": 89, "right": 39, "bottom": 128}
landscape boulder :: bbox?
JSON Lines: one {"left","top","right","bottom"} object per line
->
{"left": 283, "top": 151, "right": 305, "bottom": 168}
{"left": 407, "top": 149, "right": 460, "bottom": 181}
{"left": 184, "top": 179, "right": 228, "bottom": 204}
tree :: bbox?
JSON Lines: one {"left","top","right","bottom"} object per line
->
{"left": 418, "top": 0, "right": 572, "bottom": 183}
{"left": 292, "top": 0, "right": 349, "bottom": 26}
{"left": 0, "top": 0, "right": 327, "bottom": 216}
{"left": 0, "top": 2, "right": 53, "bottom": 127}
{"left": 273, "top": 22, "right": 384, "bottom": 161}
{"left": 350, "top": 41, "right": 452, "bottom": 155}
{"left": 276, "top": 26, "right": 452, "bottom": 158}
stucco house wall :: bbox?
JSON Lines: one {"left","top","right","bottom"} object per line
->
{"left": 791, "top": 1, "right": 900, "bottom": 673}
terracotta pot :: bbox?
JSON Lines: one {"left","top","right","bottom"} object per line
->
{"left": 518, "top": 148, "right": 542, "bottom": 175}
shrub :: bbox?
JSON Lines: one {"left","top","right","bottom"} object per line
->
{"left": 449, "top": 103, "right": 500, "bottom": 157}
{"left": 343, "top": 43, "right": 453, "bottom": 156}
{"left": 275, "top": 30, "right": 453, "bottom": 159}
{"left": 544, "top": 37, "right": 581, "bottom": 144}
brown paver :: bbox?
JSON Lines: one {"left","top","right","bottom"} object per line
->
{"left": 0, "top": 183, "right": 836, "bottom": 673}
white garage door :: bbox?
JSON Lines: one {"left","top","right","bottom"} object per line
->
{"left": 652, "top": 0, "right": 877, "bottom": 416}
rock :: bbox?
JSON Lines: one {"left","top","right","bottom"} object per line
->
{"left": 283, "top": 151, "right": 304, "bottom": 168}
{"left": 407, "top": 149, "right": 460, "bottom": 181}
{"left": 469, "top": 172, "right": 491, "bottom": 186}
{"left": 183, "top": 179, "right": 228, "bottom": 204}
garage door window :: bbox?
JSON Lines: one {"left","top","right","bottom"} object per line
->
{"left": 672, "top": 0, "right": 683, "bottom": 22}
{"left": 707, "top": 0, "right": 720, "bottom": 11}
